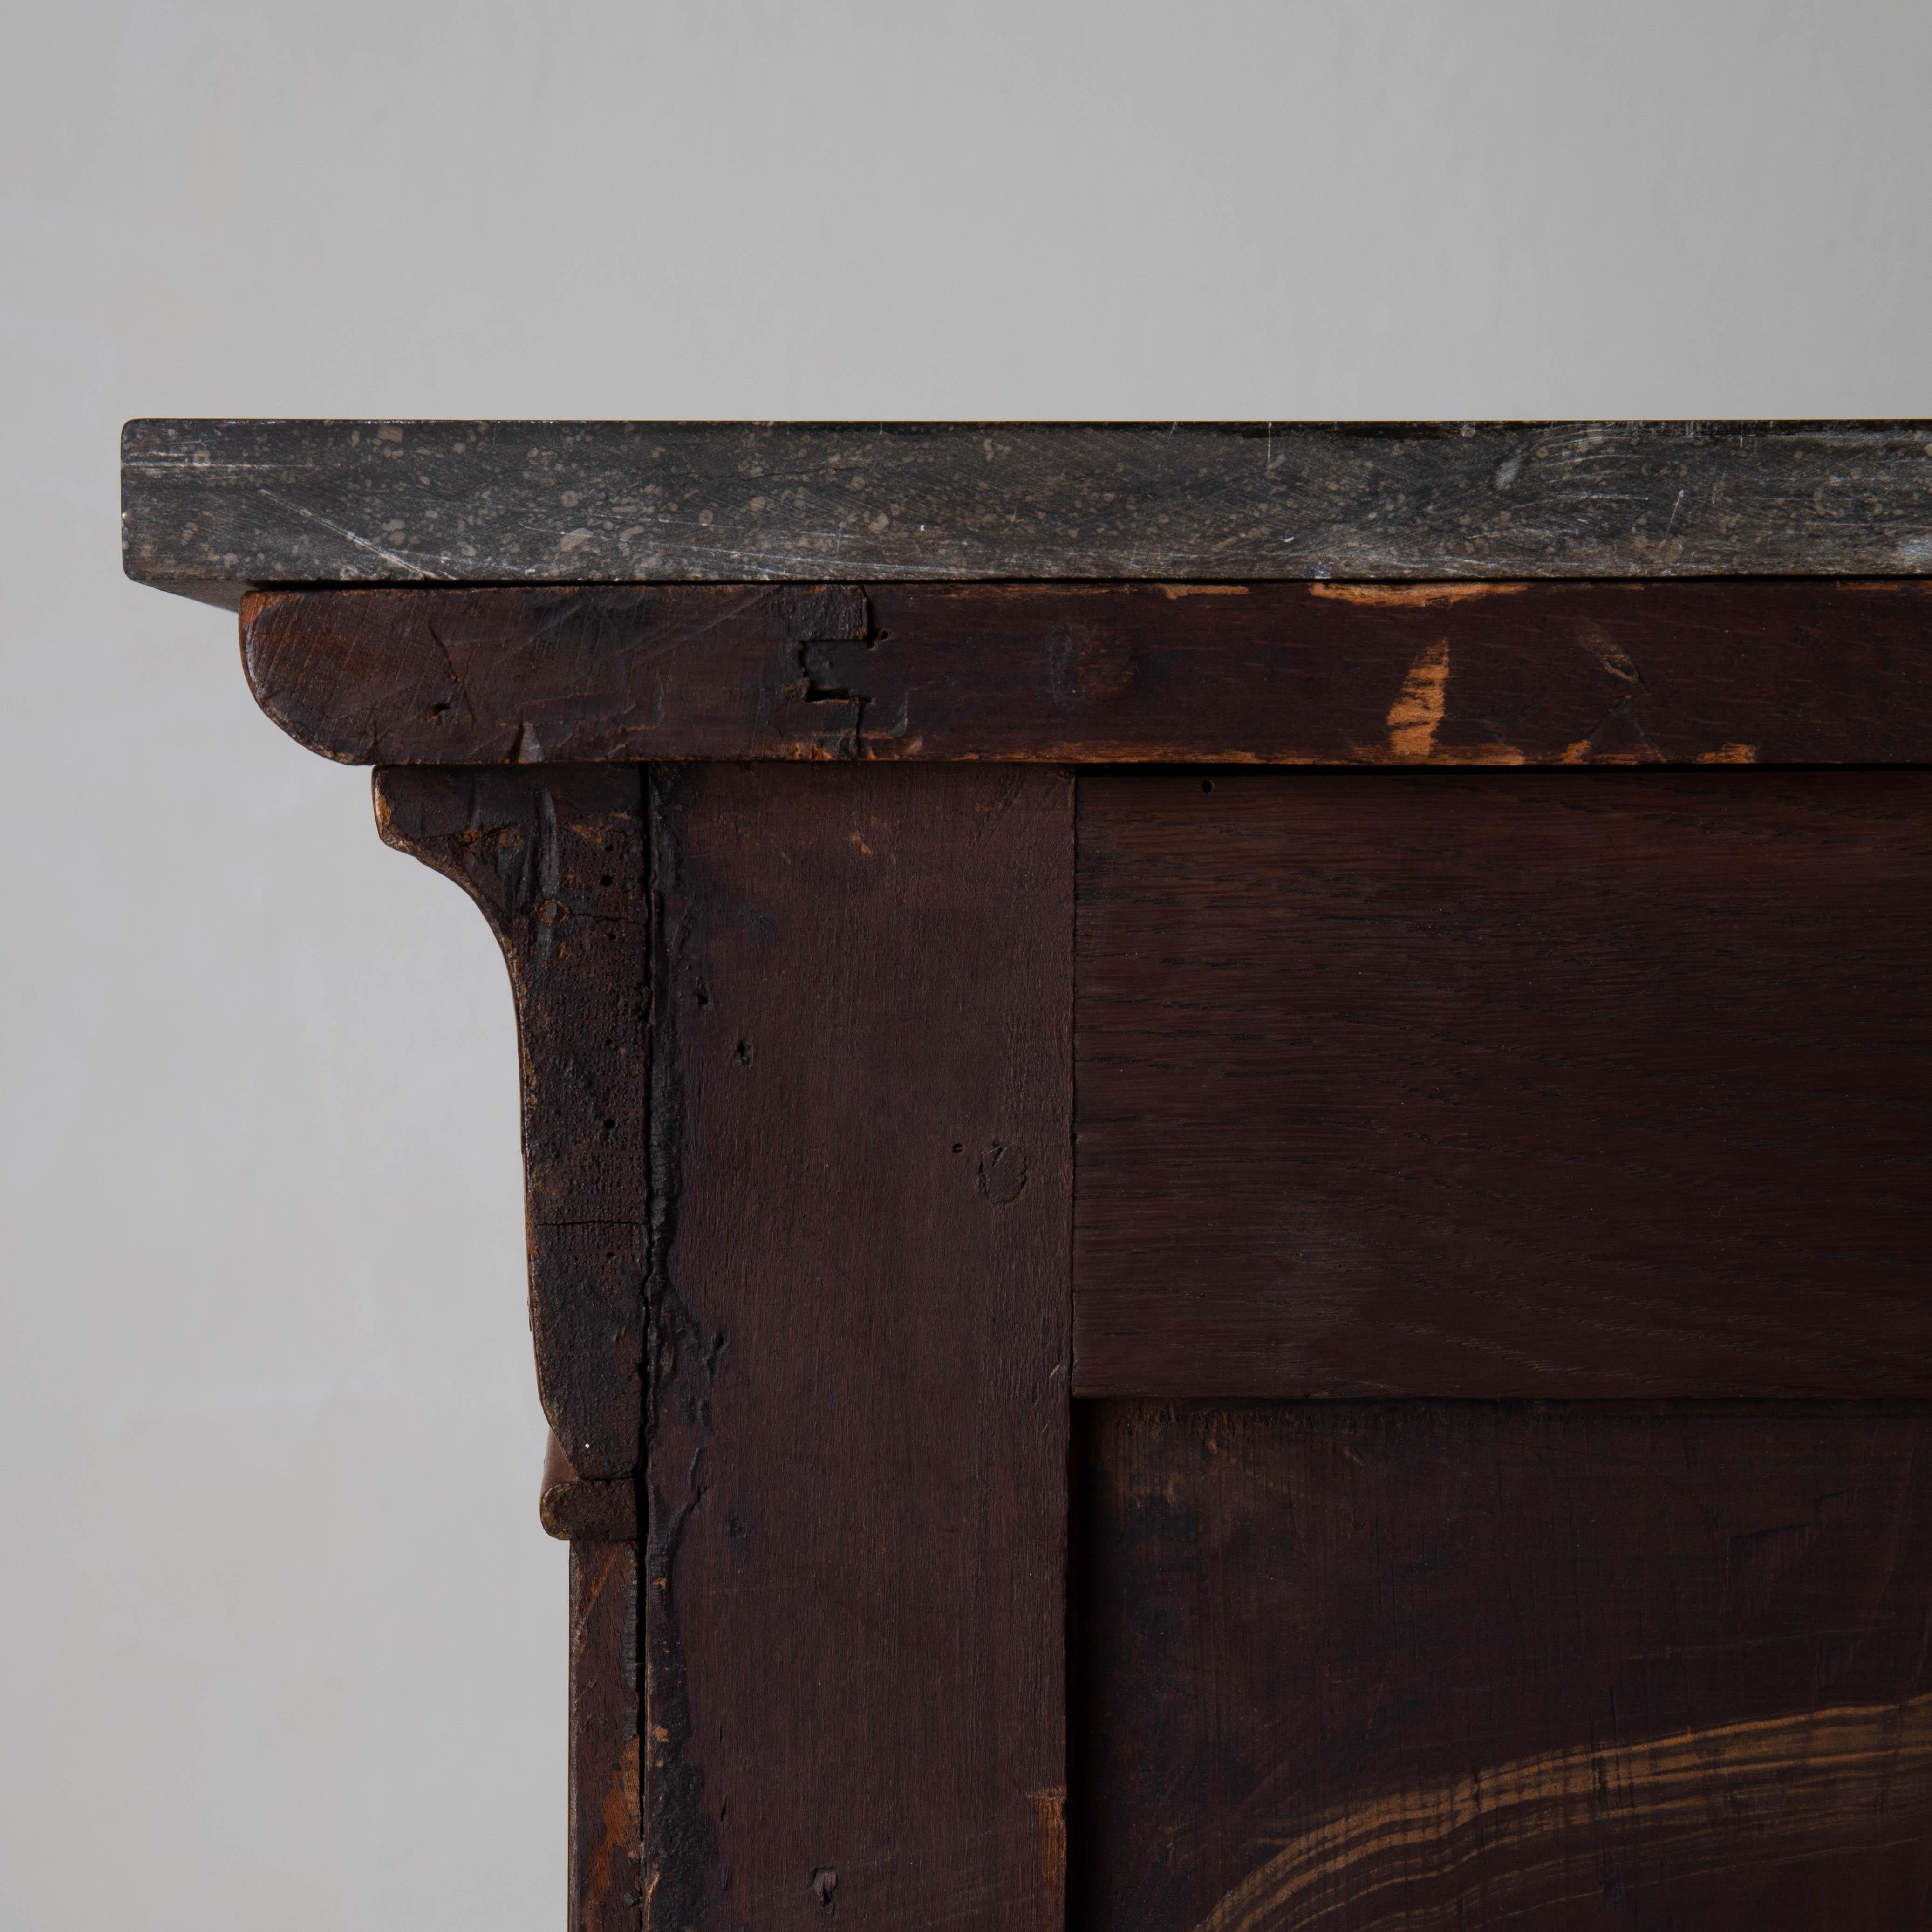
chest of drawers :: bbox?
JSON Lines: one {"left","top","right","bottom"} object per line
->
{"left": 125, "top": 419, "right": 1932, "bottom": 1930}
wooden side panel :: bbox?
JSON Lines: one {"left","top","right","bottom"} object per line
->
{"left": 1074, "top": 1401, "right": 1932, "bottom": 1932}
{"left": 572, "top": 1543, "right": 643, "bottom": 1932}
{"left": 648, "top": 765, "right": 1073, "bottom": 1932}
{"left": 375, "top": 765, "right": 648, "bottom": 1475}
{"left": 1075, "top": 770, "right": 1932, "bottom": 1397}
{"left": 249, "top": 580, "right": 1932, "bottom": 768}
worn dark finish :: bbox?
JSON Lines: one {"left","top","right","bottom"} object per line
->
{"left": 541, "top": 1431, "right": 637, "bottom": 1543}
{"left": 248, "top": 585, "right": 868, "bottom": 765}
{"left": 1076, "top": 770, "right": 1932, "bottom": 1398}
{"left": 375, "top": 765, "right": 647, "bottom": 1477}
{"left": 647, "top": 764, "right": 1072, "bottom": 1932}
{"left": 247, "top": 578, "right": 1932, "bottom": 767}
{"left": 1076, "top": 1401, "right": 1932, "bottom": 1932}
{"left": 126, "top": 420, "right": 1932, "bottom": 607}
{"left": 571, "top": 1541, "right": 642, "bottom": 1932}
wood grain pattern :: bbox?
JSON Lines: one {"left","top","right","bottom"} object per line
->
{"left": 571, "top": 1542, "right": 642, "bottom": 1932}
{"left": 375, "top": 765, "right": 647, "bottom": 1475}
{"left": 1074, "top": 1401, "right": 1932, "bottom": 1932}
{"left": 125, "top": 420, "right": 1932, "bottom": 607}
{"left": 250, "top": 586, "right": 867, "bottom": 765}
{"left": 1075, "top": 770, "right": 1932, "bottom": 1397}
{"left": 647, "top": 764, "right": 1072, "bottom": 1932}
{"left": 248, "top": 580, "right": 1932, "bottom": 767}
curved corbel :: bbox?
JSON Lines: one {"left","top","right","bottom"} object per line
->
{"left": 374, "top": 763, "right": 646, "bottom": 1484}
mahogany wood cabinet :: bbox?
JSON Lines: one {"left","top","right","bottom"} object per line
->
{"left": 126, "top": 422, "right": 1932, "bottom": 1931}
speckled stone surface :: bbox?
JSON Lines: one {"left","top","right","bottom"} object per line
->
{"left": 123, "top": 420, "right": 1932, "bottom": 605}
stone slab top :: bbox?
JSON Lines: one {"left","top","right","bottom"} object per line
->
{"left": 122, "top": 419, "right": 1932, "bottom": 608}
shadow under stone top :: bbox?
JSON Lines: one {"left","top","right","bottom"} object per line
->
{"left": 121, "top": 420, "right": 1932, "bottom": 607}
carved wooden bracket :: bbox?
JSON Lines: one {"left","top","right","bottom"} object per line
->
{"left": 374, "top": 764, "right": 647, "bottom": 1484}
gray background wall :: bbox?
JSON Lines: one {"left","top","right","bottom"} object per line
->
{"left": 3, "top": 2, "right": 1928, "bottom": 1925}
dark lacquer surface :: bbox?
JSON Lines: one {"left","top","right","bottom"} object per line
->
{"left": 375, "top": 764, "right": 650, "bottom": 1930}
{"left": 648, "top": 763, "right": 1072, "bottom": 1932}
{"left": 1075, "top": 769, "right": 1932, "bottom": 1396}
{"left": 247, "top": 579, "right": 1932, "bottom": 767}
{"left": 1075, "top": 1400, "right": 1932, "bottom": 1932}
{"left": 568, "top": 1543, "right": 642, "bottom": 1932}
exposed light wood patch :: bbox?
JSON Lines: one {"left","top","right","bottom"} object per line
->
{"left": 1311, "top": 581, "right": 1528, "bottom": 606}
{"left": 1195, "top": 1693, "right": 1932, "bottom": 1932}
{"left": 1383, "top": 639, "right": 1451, "bottom": 757}
{"left": 1031, "top": 1787, "right": 1069, "bottom": 1897}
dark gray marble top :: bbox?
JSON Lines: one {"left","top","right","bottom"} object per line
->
{"left": 122, "top": 420, "right": 1932, "bottom": 606}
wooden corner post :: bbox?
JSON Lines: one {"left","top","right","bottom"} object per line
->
{"left": 373, "top": 756, "right": 1072, "bottom": 1932}
{"left": 645, "top": 763, "right": 1072, "bottom": 1932}
{"left": 375, "top": 764, "right": 649, "bottom": 1931}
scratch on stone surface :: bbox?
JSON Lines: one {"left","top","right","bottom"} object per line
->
{"left": 253, "top": 486, "right": 454, "bottom": 579}
{"left": 1385, "top": 641, "right": 1451, "bottom": 758}
{"left": 1310, "top": 582, "right": 1526, "bottom": 607}
{"left": 1189, "top": 1691, "right": 1932, "bottom": 1932}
